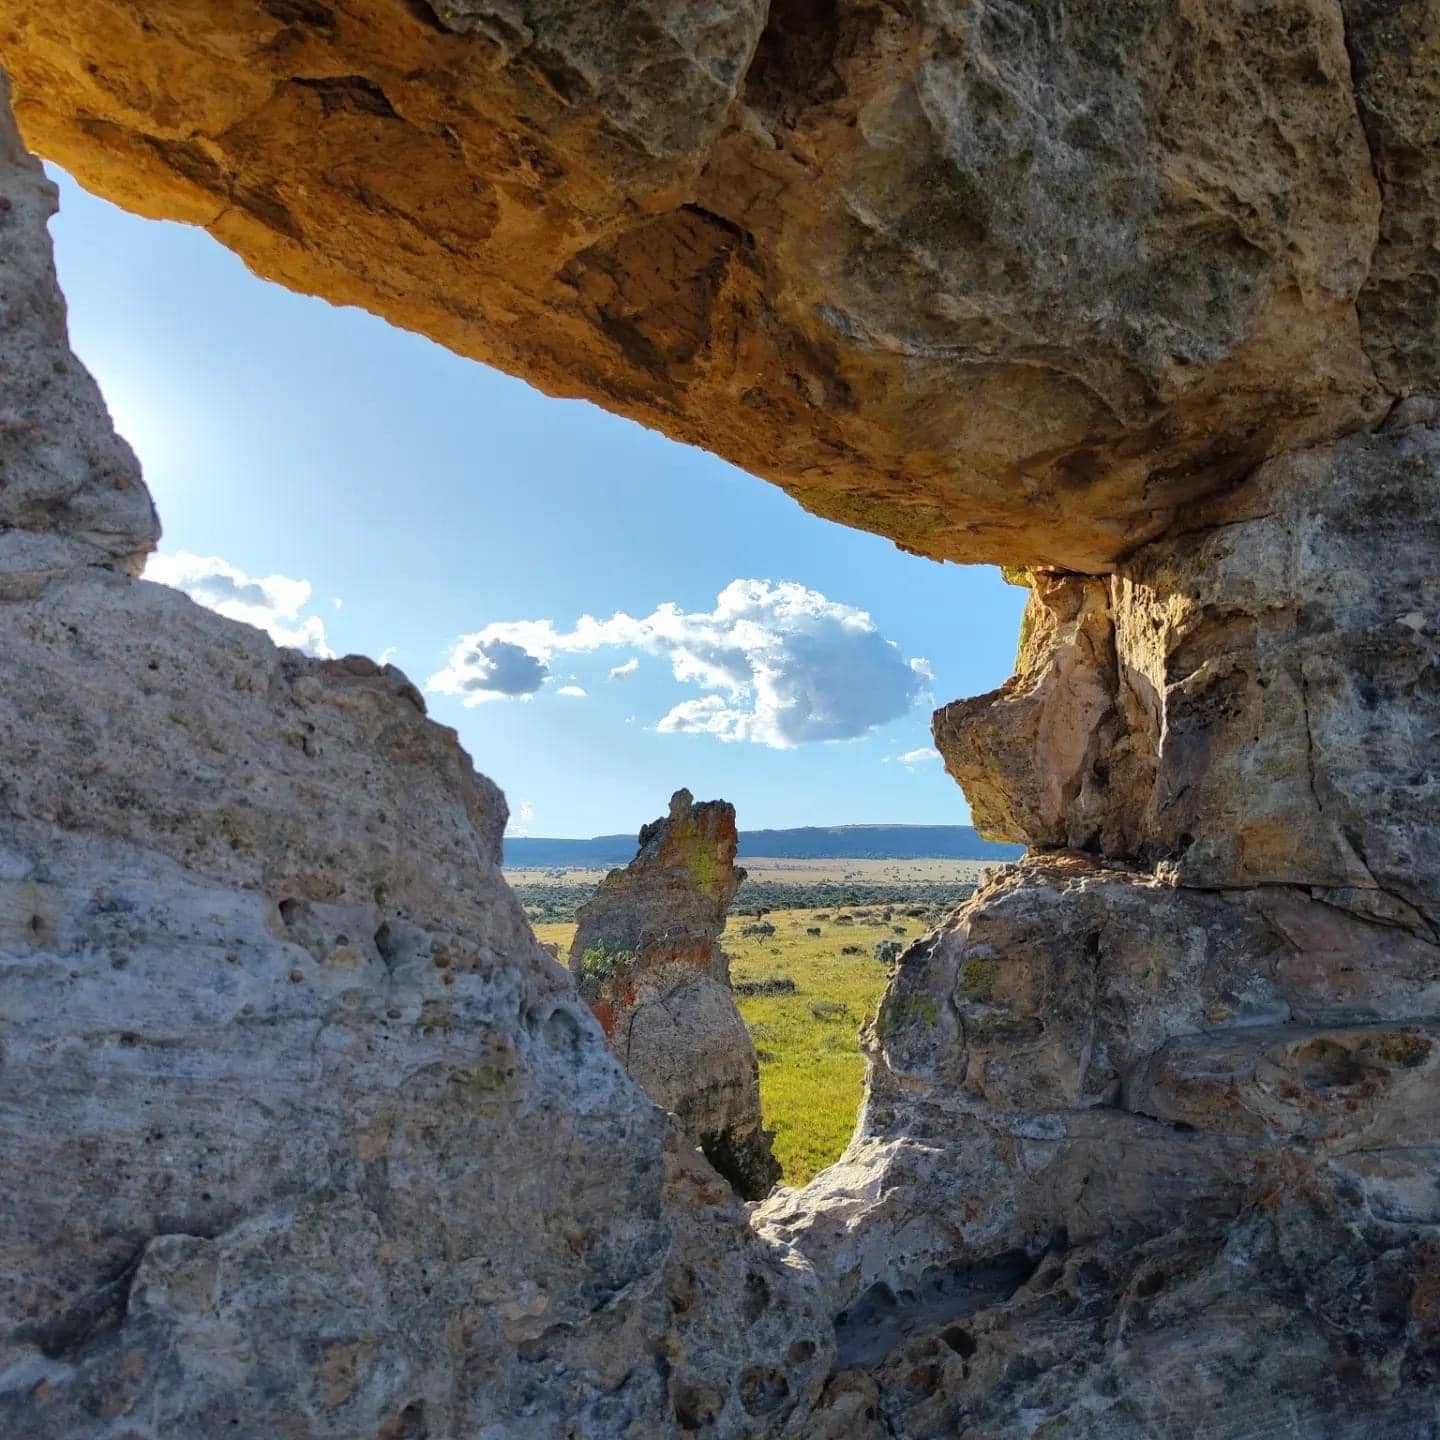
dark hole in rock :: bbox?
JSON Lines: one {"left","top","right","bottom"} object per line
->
{"left": 1005, "top": 1354, "right": 1041, "bottom": 1384}
{"left": 1295, "top": 1037, "right": 1366, "bottom": 1089}
{"left": 672, "top": 1381, "right": 722, "bottom": 1431}
{"left": 905, "top": 1362, "right": 939, "bottom": 1393}
{"left": 1136, "top": 1269, "right": 1167, "bottom": 1298}
{"left": 834, "top": 1249, "right": 1037, "bottom": 1369}
{"left": 743, "top": 1269, "right": 771, "bottom": 1324}
{"left": 941, "top": 1325, "right": 977, "bottom": 1357}
{"left": 541, "top": 1006, "right": 584, "bottom": 1054}
{"left": 738, "top": 1364, "right": 790, "bottom": 1416}
{"left": 380, "top": 1400, "right": 428, "bottom": 1439}
{"left": 374, "top": 922, "right": 401, "bottom": 969}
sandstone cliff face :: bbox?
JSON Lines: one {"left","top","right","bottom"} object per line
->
{"left": 4, "top": 2, "right": 1440, "bottom": 1435}
{"left": 570, "top": 790, "right": 779, "bottom": 1200}
{"left": 0, "top": 83, "right": 829, "bottom": 1438}
{"left": 6, "top": 0, "right": 1435, "bottom": 568}
{"left": 767, "top": 408, "right": 1440, "bottom": 1432}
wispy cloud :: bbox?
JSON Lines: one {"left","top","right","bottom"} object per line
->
{"left": 428, "top": 580, "right": 928, "bottom": 747}
{"left": 897, "top": 747, "right": 941, "bottom": 765}
{"left": 144, "top": 550, "right": 333, "bottom": 658}
{"left": 608, "top": 657, "right": 640, "bottom": 680}
{"left": 556, "top": 684, "right": 588, "bottom": 698}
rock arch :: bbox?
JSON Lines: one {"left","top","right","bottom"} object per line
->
{"left": 1, "top": 2, "right": 1437, "bottom": 1434}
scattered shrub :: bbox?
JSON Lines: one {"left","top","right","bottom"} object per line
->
{"left": 806, "top": 926, "right": 822, "bottom": 936}
{"left": 874, "top": 939, "right": 903, "bottom": 965}
{"left": 741, "top": 921, "right": 776, "bottom": 937}
{"left": 735, "top": 977, "right": 797, "bottom": 997}
{"left": 579, "top": 944, "right": 631, "bottom": 986}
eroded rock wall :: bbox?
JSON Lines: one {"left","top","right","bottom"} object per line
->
{"left": 2, "top": 1, "right": 1439, "bottom": 1435}
{"left": 571, "top": 789, "right": 779, "bottom": 1199}
{"left": 0, "top": 83, "right": 828, "bottom": 1438}
{"left": 7, "top": 0, "right": 1437, "bottom": 567}
{"left": 767, "top": 408, "right": 1440, "bottom": 1433}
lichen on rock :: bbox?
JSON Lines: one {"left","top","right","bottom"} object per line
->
{"left": 571, "top": 788, "right": 780, "bottom": 1200}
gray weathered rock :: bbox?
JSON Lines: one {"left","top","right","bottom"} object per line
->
{"left": 771, "top": 412, "right": 1440, "bottom": 1431}
{"left": 765, "top": 852, "right": 1440, "bottom": 1434}
{"left": 939, "top": 413, "right": 1440, "bottom": 936}
{"left": 0, "top": 87, "right": 828, "bottom": 1438}
{"left": 3, "top": 0, "right": 1440, "bottom": 1431}
{"left": 0, "top": 71, "right": 157, "bottom": 584}
{"left": 571, "top": 789, "right": 779, "bottom": 1199}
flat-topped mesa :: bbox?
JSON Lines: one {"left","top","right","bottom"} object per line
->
{"left": 570, "top": 789, "right": 779, "bottom": 1200}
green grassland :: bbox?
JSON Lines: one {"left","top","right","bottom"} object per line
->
{"left": 512, "top": 855, "right": 991, "bottom": 925}
{"left": 533, "top": 906, "right": 918, "bottom": 1186}
{"left": 512, "top": 856, "right": 994, "bottom": 887}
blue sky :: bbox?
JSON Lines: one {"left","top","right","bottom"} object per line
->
{"left": 47, "top": 167, "right": 1025, "bottom": 838}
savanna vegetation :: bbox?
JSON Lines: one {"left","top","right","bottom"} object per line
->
{"left": 533, "top": 903, "right": 957, "bottom": 1186}
{"left": 511, "top": 856, "right": 989, "bottom": 926}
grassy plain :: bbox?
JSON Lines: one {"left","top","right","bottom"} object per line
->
{"left": 511, "top": 857, "right": 994, "bottom": 888}
{"left": 512, "top": 856, "right": 992, "bottom": 926}
{"left": 532, "top": 905, "right": 921, "bottom": 1186}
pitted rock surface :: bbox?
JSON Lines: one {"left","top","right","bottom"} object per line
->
{"left": 7, "top": 0, "right": 1434, "bottom": 567}
{"left": 0, "top": 89, "right": 828, "bottom": 1439}
{"left": 2, "top": 3, "right": 1440, "bottom": 1435}
{"left": 571, "top": 789, "right": 779, "bottom": 1199}
{"left": 938, "top": 411, "right": 1440, "bottom": 931}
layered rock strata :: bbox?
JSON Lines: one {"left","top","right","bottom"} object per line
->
{"left": 0, "top": 82, "right": 828, "bottom": 1439}
{"left": 571, "top": 789, "right": 779, "bottom": 1200}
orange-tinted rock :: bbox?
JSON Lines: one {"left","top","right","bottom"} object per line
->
{"left": 571, "top": 789, "right": 779, "bottom": 1198}
{"left": 3, "top": 0, "right": 1423, "bottom": 569}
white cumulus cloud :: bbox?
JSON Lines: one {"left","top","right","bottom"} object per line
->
{"left": 556, "top": 684, "right": 588, "bottom": 698}
{"left": 144, "top": 550, "right": 333, "bottom": 658}
{"left": 431, "top": 637, "right": 549, "bottom": 703}
{"left": 427, "top": 579, "right": 927, "bottom": 747}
